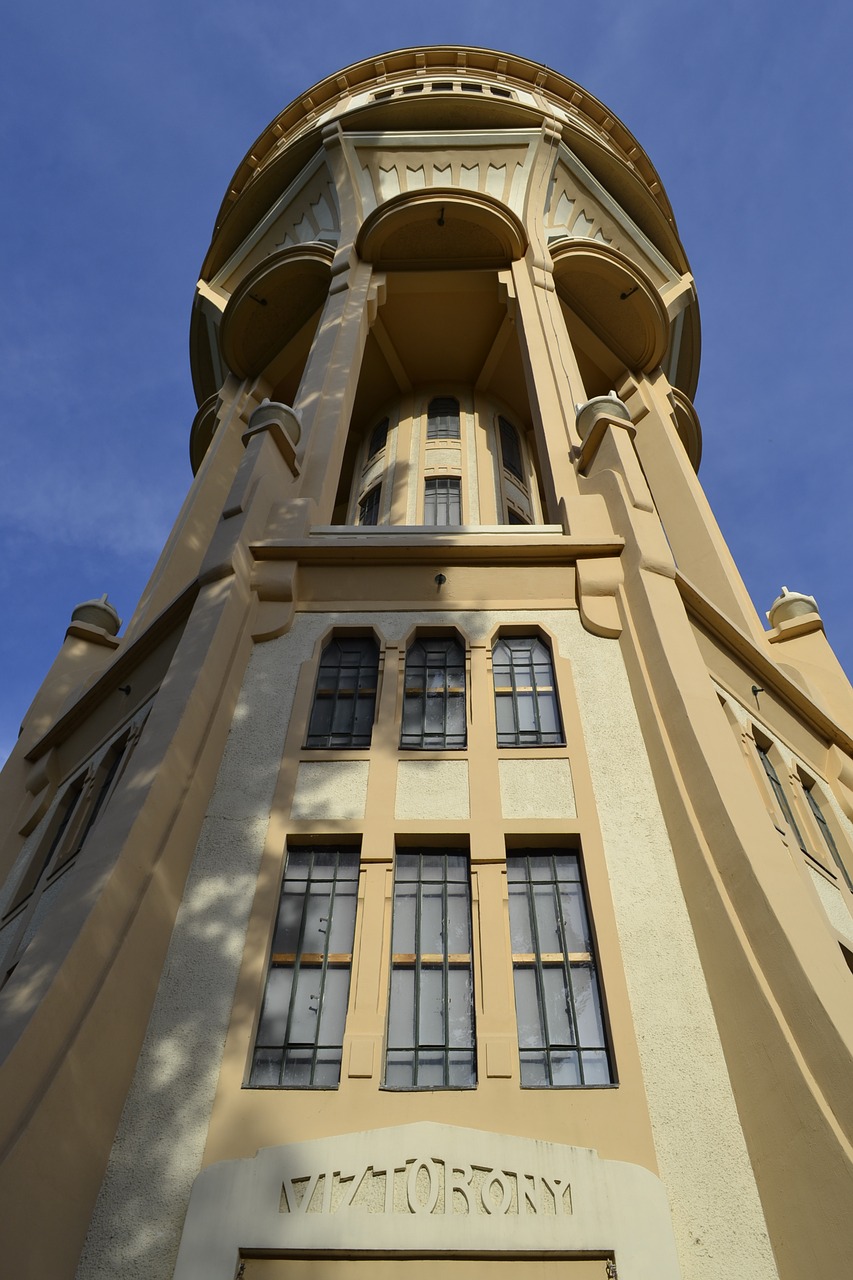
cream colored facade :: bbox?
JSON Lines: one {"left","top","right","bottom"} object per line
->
{"left": 0, "top": 45, "right": 852, "bottom": 1280}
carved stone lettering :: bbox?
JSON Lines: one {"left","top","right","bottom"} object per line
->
{"left": 280, "top": 1152, "right": 572, "bottom": 1217}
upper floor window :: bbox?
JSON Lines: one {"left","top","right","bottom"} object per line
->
{"left": 306, "top": 636, "right": 379, "bottom": 749}
{"left": 802, "top": 782, "right": 853, "bottom": 891}
{"left": 401, "top": 636, "right": 466, "bottom": 750}
{"left": 507, "top": 850, "right": 612, "bottom": 1086}
{"left": 366, "top": 417, "right": 389, "bottom": 461}
{"left": 249, "top": 846, "right": 359, "bottom": 1088}
{"left": 756, "top": 745, "right": 808, "bottom": 853}
{"left": 358, "top": 485, "right": 381, "bottom": 526}
{"left": 424, "top": 476, "right": 461, "bottom": 526}
{"left": 492, "top": 635, "right": 563, "bottom": 747}
{"left": 426, "top": 396, "right": 460, "bottom": 440}
{"left": 385, "top": 849, "right": 475, "bottom": 1088}
{"left": 498, "top": 416, "right": 524, "bottom": 481}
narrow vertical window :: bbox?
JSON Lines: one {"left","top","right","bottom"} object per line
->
{"left": 423, "top": 477, "right": 461, "bottom": 525}
{"left": 358, "top": 485, "right": 381, "bottom": 526}
{"left": 757, "top": 746, "right": 808, "bottom": 852}
{"left": 498, "top": 416, "right": 524, "bottom": 480}
{"left": 401, "top": 636, "right": 466, "bottom": 749}
{"left": 492, "top": 635, "right": 563, "bottom": 747}
{"left": 508, "top": 851, "right": 612, "bottom": 1087}
{"left": 426, "top": 396, "right": 460, "bottom": 440}
{"left": 385, "top": 850, "right": 475, "bottom": 1088}
{"left": 250, "top": 846, "right": 359, "bottom": 1087}
{"left": 306, "top": 636, "right": 379, "bottom": 748}
{"left": 804, "top": 785, "right": 853, "bottom": 891}
{"left": 366, "top": 417, "right": 389, "bottom": 460}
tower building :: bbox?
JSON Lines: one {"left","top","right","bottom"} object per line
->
{"left": 1, "top": 45, "right": 853, "bottom": 1280}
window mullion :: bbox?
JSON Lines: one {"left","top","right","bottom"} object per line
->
{"left": 523, "top": 862, "right": 552, "bottom": 1086}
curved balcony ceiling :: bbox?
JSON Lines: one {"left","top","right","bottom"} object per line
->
{"left": 357, "top": 190, "right": 528, "bottom": 271}
{"left": 551, "top": 241, "right": 670, "bottom": 375}
{"left": 220, "top": 243, "right": 334, "bottom": 379}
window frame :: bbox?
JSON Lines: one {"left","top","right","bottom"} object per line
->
{"left": 358, "top": 484, "right": 381, "bottom": 526}
{"left": 400, "top": 634, "right": 467, "bottom": 750}
{"left": 800, "top": 777, "right": 853, "bottom": 892}
{"left": 384, "top": 848, "right": 476, "bottom": 1090}
{"left": 754, "top": 739, "right": 809, "bottom": 853}
{"left": 248, "top": 844, "right": 360, "bottom": 1089}
{"left": 426, "top": 396, "right": 461, "bottom": 441}
{"left": 423, "top": 475, "right": 462, "bottom": 526}
{"left": 507, "top": 848, "right": 614, "bottom": 1088}
{"left": 305, "top": 634, "right": 380, "bottom": 750}
{"left": 491, "top": 633, "right": 564, "bottom": 748}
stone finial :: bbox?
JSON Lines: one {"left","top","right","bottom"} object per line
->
{"left": 247, "top": 399, "right": 302, "bottom": 446}
{"left": 70, "top": 593, "right": 122, "bottom": 635}
{"left": 767, "top": 586, "right": 820, "bottom": 629}
{"left": 575, "top": 392, "right": 632, "bottom": 443}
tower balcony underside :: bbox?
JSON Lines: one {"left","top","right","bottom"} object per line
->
{"left": 189, "top": 77, "right": 700, "bottom": 449}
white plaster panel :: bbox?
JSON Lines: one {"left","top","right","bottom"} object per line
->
{"left": 291, "top": 761, "right": 369, "bottom": 820}
{"left": 808, "top": 864, "right": 853, "bottom": 947}
{"left": 396, "top": 760, "right": 470, "bottom": 819}
{"left": 424, "top": 446, "right": 461, "bottom": 471}
{"left": 498, "top": 758, "right": 576, "bottom": 819}
{"left": 174, "top": 1123, "right": 682, "bottom": 1280}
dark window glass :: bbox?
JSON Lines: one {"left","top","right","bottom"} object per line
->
{"left": 250, "top": 846, "right": 359, "bottom": 1088}
{"left": 431, "top": 81, "right": 454, "bottom": 91}
{"left": 507, "top": 508, "right": 530, "bottom": 525}
{"left": 804, "top": 786, "right": 853, "bottom": 891}
{"left": 757, "top": 747, "right": 808, "bottom": 853}
{"left": 385, "top": 850, "right": 475, "bottom": 1088}
{"left": 374, "top": 88, "right": 394, "bottom": 101}
{"left": 367, "top": 418, "right": 389, "bottom": 460}
{"left": 508, "top": 851, "right": 612, "bottom": 1087}
{"left": 462, "top": 83, "right": 484, "bottom": 92}
{"left": 424, "top": 477, "right": 461, "bottom": 526}
{"left": 402, "top": 83, "right": 424, "bottom": 94}
{"left": 401, "top": 637, "right": 466, "bottom": 749}
{"left": 492, "top": 635, "right": 563, "bottom": 747}
{"left": 498, "top": 416, "right": 524, "bottom": 480}
{"left": 306, "top": 637, "right": 379, "bottom": 749}
{"left": 426, "top": 397, "right": 460, "bottom": 440}
{"left": 491, "top": 86, "right": 512, "bottom": 98}
{"left": 358, "top": 485, "right": 381, "bottom": 526}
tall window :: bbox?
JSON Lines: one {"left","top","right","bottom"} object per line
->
{"left": 507, "top": 851, "right": 612, "bottom": 1087}
{"left": 366, "top": 417, "right": 389, "bottom": 460}
{"left": 424, "top": 477, "right": 461, "bottom": 525}
{"left": 498, "top": 416, "right": 524, "bottom": 480}
{"left": 385, "top": 850, "right": 475, "bottom": 1088}
{"left": 492, "top": 635, "right": 563, "bottom": 747}
{"left": 756, "top": 745, "right": 808, "bottom": 852}
{"left": 250, "top": 846, "right": 359, "bottom": 1087}
{"left": 306, "top": 636, "right": 379, "bottom": 749}
{"left": 358, "top": 484, "right": 381, "bottom": 526}
{"left": 401, "top": 636, "right": 466, "bottom": 749}
{"left": 803, "top": 784, "right": 853, "bottom": 891}
{"left": 426, "top": 396, "right": 460, "bottom": 440}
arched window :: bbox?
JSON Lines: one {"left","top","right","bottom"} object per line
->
{"left": 366, "top": 417, "right": 389, "bottom": 461}
{"left": 401, "top": 636, "right": 466, "bottom": 749}
{"left": 492, "top": 635, "right": 563, "bottom": 747}
{"left": 426, "top": 396, "right": 460, "bottom": 440}
{"left": 358, "top": 484, "right": 381, "bottom": 526}
{"left": 306, "top": 636, "right": 379, "bottom": 749}
{"left": 498, "top": 416, "right": 524, "bottom": 480}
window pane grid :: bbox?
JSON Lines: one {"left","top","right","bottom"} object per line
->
{"left": 493, "top": 637, "right": 563, "bottom": 747}
{"left": 426, "top": 396, "right": 460, "bottom": 440}
{"left": 306, "top": 638, "right": 379, "bottom": 748}
{"left": 498, "top": 416, "right": 524, "bottom": 480}
{"left": 508, "top": 852, "right": 612, "bottom": 1087}
{"left": 757, "top": 747, "right": 808, "bottom": 853}
{"left": 386, "top": 851, "right": 475, "bottom": 1088}
{"left": 424, "top": 477, "right": 461, "bottom": 526}
{"left": 367, "top": 417, "right": 389, "bottom": 459}
{"left": 805, "top": 787, "right": 853, "bottom": 891}
{"left": 250, "top": 847, "right": 359, "bottom": 1088}
{"left": 401, "top": 638, "right": 466, "bottom": 749}
{"left": 358, "top": 485, "right": 381, "bottom": 526}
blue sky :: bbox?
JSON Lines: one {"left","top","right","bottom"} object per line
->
{"left": 1, "top": 2, "right": 851, "bottom": 761}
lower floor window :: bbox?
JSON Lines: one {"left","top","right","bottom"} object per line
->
{"left": 507, "top": 850, "right": 612, "bottom": 1087}
{"left": 385, "top": 849, "right": 475, "bottom": 1088}
{"left": 250, "top": 846, "right": 359, "bottom": 1088}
